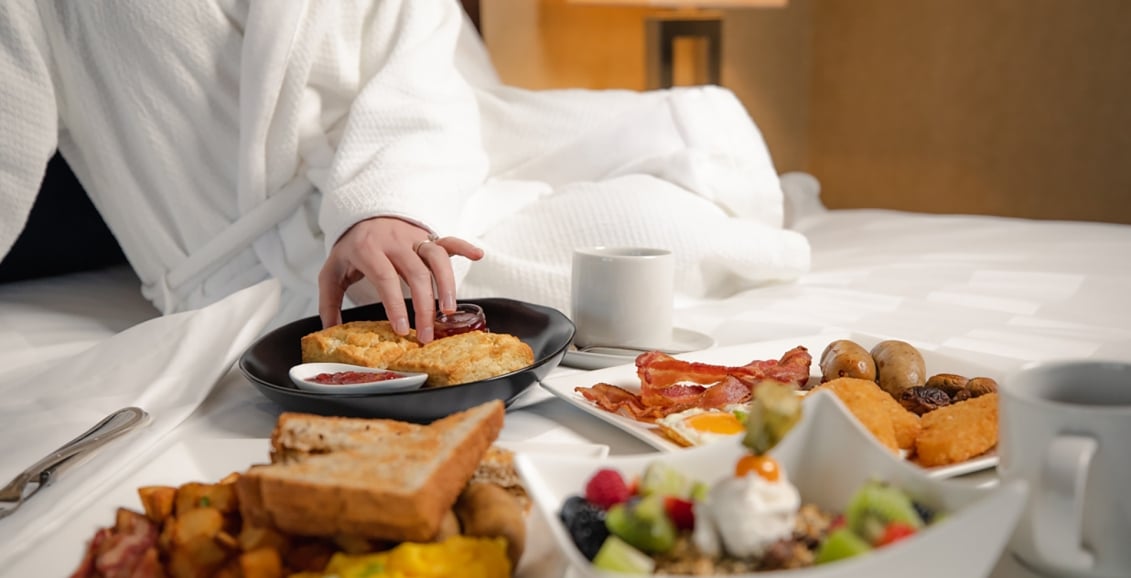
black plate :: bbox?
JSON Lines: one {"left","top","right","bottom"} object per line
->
{"left": 238, "top": 298, "right": 575, "bottom": 423}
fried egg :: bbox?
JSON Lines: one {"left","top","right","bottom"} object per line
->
{"left": 656, "top": 404, "right": 748, "bottom": 447}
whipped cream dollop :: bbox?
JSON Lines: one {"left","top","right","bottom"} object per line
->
{"left": 693, "top": 470, "right": 801, "bottom": 558}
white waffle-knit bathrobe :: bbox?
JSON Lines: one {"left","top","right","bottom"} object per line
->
{"left": 0, "top": 0, "right": 810, "bottom": 327}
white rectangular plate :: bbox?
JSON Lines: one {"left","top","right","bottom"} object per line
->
{"left": 539, "top": 332, "right": 999, "bottom": 478}
{"left": 5, "top": 438, "right": 608, "bottom": 578}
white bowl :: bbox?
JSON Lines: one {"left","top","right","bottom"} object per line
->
{"left": 288, "top": 362, "right": 427, "bottom": 394}
{"left": 516, "top": 390, "right": 1029, "bottom": 578}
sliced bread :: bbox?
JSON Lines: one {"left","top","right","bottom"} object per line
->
{"left": 236, "top": 400, "right": 505, "bottom": 542}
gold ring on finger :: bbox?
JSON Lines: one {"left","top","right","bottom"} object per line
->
{"left": 413, "top": 234, "right": 441, "bottom": 255}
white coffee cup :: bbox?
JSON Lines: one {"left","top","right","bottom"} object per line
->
{"left": 570, "top": 247, "right": 674, "bottom": 350}
{"left": 998, "top": 360, "right": 1131, "bottom": 578}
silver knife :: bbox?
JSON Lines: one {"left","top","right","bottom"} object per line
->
{"left": 0, "top": 406, "right": 149, "bottom": 520}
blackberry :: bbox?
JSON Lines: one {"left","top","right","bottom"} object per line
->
{"left": 560, "top": 495, "right": 609, "bottom": 560}
{"left": 912, "top": 501, "right": 935, "bottom": 524}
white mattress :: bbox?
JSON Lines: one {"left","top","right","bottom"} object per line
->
{"left": 1, "top": 207, "right": 1129, "bottom": 577}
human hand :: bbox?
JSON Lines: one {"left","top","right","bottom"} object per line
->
{"left": 318, "top": 217, "right": 484, "bottom": 343}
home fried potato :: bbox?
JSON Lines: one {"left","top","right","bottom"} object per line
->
{"left": 914, "top": 393, "right": 999, "bottom": 467}
{"left": 239, "top": 547, "right": 285, "bottom": 578}
{"left": 80, "top": 453, "right": 529, "bottom": 578}
{"left": 138, "top": 485, "right": 176, "bottom": 523}
{"left": 175, "top": 480, "right": 239, "bottom": 515}
{"left": 814, "top": 377, "right": 921, "bottom": 450}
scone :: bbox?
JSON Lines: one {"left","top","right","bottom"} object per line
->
{"left": 300, "top": 320, "right": 420, "bottom": 368}
{"left": 388, "top": 331, "right": 534, "bottom": 387}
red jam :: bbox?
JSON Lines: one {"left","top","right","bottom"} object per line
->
{"left": 309, "top": 370, "right": 403, "bottom": 385}
{"left": 434, "top": 303, "right": 488, "bottom": 339}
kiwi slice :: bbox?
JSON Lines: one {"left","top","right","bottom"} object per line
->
{"left": 605, "top": 497, "right": 678, "bottom": 554}
{"left": 593, "top": 535, "right": 656, "bottom": 574}
{"left": 815, "top": 527, "right": 873, "bottom": 564}
{"left": 742, "top": 380, "right": 803, "bottom": 455}
{"left": 638, "top": 461, "right": 689, "bottom": 498}
{"left": 844, "top": 480, "right": 924, "bottom": 544}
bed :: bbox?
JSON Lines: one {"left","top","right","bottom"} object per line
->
{"left": 2, "top": 3, "right": 1130, "bottom": 577}
{"left": 3, "top": 200, "right": 1129, "bottom": 577}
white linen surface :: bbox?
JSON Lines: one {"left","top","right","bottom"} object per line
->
{"left": 0, "top": 278, "right": 279, "bottom": 568}
{"left": 1, "top": 207, "right": 1130, "bottom": 578}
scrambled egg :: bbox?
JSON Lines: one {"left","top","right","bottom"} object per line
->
{"left": 291, "top": 536, "right": 511, "bottom": 578}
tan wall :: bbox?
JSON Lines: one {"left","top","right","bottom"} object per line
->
{"left": 480, "top": 0, "right": 1131, "bottom": 224}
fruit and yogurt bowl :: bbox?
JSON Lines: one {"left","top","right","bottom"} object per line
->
{"left": 559, "top": 384, "right": 940, "bottom": 574}
{"left": 516, "top": 387, "right": 1030, "bottom": 578}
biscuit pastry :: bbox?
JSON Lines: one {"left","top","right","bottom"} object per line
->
{"left": 388, "top": 330, "right": 534, "bottom": 387}
{"left": 300, "top": 320, "right": 420, "bottom": 368}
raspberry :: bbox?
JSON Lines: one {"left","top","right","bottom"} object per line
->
{"left": 585, "top": 468, "right": 631, "bottom": 510}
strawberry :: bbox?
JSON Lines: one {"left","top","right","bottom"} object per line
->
{"left": 626, "top": 476, "right": 640, "bottom": 497}
{"left": 875, "top": 521, "right": 917, "bottom": 547}
{"left": 663, "top": 496, "right": 695, "bottom": 531}
{"left": 585, "top": 469, "right": 631, "bottom": 510}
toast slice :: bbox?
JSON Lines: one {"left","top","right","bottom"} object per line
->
{"left": 236, "top": 400, "right": 505, "bottom": 542}
{"left": 300, "top": 320, "right": 420, "bottom": 368}
{"left": 387, "top": 330, "right": 534, "bottom": 387}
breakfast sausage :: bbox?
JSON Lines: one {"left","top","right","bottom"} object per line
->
{"left": 819, "top": 340, "right": 877, "bottom": 383}
{"left": 435, "top": 509, "right": 462, "bottom": 541}
{"left": 454, "top": 483, "right": 526, "bottom": 567}
{"left": 871, "top": 340, "right": 926, "bottom": 398}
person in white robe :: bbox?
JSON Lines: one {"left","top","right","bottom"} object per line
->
{"left": 0, "top": 0, "right": 811, "bottom": 337}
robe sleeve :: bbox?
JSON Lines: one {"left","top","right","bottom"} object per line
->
{"left": 315, "top": 0, "right": 488, "bottom": 249}
{"left": 0, "top": 0, "right": 59, "bottom": 262}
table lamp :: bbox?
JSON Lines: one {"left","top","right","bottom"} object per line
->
{"left": 569, "top": 0, "right": 789, "bottom": 89}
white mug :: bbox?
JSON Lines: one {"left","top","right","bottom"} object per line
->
{"left": 998, "top": 360, "right": 1131, "bottom": 578}
{"left": 570, "top": 247, "right": 674, "bottom": 350}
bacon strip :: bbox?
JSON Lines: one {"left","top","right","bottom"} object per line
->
{"left": 70, "top": 509, "right": 162, "bottom": 578}
{"left": 576, "top": 346, "right": 813, "bottom": 422}
{"left": 576, "top": 382, "right": 666, "bottom": 422}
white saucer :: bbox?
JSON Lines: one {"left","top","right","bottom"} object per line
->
{"left": 561, "top": 327, "right": 716, "bottom": 370}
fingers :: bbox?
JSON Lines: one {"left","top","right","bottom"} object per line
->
{"left": 420, "top": 241, "right": 458, "bottom": 314}
{"left": 441, "top": 237, "right": 485, "bottom": 262}
{"left": 317, "top": 259, "right": 348, "bottom": 329}
{"left": 401, "top": 243, "right": 439, "bottom": 343}
{"left": 318, "top": 217, "right": 483, "bottom": 342}
{"left": 355, "top": 251, "right": 412, "bottom": 335}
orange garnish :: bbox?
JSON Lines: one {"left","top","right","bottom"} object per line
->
{"left": 735, "top": 454, "right": 781, "bottom": 482}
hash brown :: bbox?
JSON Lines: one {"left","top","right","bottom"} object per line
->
{"left": 813, "top": 377, "right": 922, "bottom": 451}
{"left": 914, "top": 393, "right": 999, "bottom": 467}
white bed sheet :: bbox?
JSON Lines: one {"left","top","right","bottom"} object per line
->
{"left": 1, "top": 207, "right": 1129, "bottom": 578}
